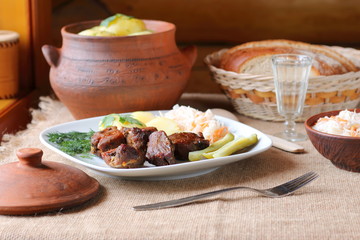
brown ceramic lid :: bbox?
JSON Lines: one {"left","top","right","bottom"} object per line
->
{"left": 0, "top": 148, "right": 100, "bottom": 215}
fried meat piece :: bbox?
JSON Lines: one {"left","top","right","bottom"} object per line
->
{"left": 168, "top": 132, "right": 210, "bottom": 160}
{"left": 122, "top": 127, "right": 157, "bottom": 156}
{"left": 145, "top": 131, "right": 176, "bottom": 166}
{"left": 91, "top": 126, "right": 126, "bottom": 156}
{"left": 100, "top": 148, "right": 117, "bottom": 164}
{"left": 102, "top": 144, "right": 145, "bottom": 168}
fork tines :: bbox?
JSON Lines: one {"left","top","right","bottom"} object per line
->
{"left": 283, "top": 171, "right": 319, "bottom": 191}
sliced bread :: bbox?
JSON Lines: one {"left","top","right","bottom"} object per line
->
{"left": 220, "top": 39, "right": 358, "bottom": 76}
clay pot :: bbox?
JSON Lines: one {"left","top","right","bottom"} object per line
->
{"left": 42, "top": 20, "right": 197, "bottom": 119}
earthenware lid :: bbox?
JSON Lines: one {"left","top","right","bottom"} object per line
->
{"left": 0, "top": 148, "right": 100, "bottom": 215}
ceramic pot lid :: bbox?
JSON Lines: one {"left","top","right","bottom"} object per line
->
{"left": 0, "top": 148, "right": 100, "bottom": 215}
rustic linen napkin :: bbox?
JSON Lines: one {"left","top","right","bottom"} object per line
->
{"left": 0, "top": 93, "right": 360, "bottom": 240}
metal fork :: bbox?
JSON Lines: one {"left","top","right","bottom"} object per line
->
{"left": 133, "top": 171, "right": 319, "bottom": 211}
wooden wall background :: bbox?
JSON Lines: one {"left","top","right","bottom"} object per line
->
{"left": 51, "top": 0, "right": 360, "bottom": 93}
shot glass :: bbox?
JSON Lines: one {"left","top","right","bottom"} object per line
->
{"left": 272, "top": 54, "right": 312, "bottom": 142}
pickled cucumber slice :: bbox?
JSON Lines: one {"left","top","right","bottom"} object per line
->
{"left": 203, "top": 134, "right": 258, "bottom": 159}
{"left": 188, "top": 132, "right": 235, "bottom": 161}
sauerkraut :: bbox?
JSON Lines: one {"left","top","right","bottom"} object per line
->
{"left": 164, "top": 105, "right": 228, "bottom": 142}
{"left": 312, "top": 109, "right": 360, "bottom": 137}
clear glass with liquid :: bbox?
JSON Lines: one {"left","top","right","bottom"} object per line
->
{"left": 272, "top": 54, "right": 312, "bottom": 141}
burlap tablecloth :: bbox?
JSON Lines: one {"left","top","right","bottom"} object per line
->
{"left": 0, "top": 93, "right": 359, "bottom": 240}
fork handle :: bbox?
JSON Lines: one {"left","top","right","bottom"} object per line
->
{"left": 133, "top": 186, "right": 255, "bottom": 211}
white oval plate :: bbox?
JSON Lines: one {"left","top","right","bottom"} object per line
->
{"left": 39, "top": 111, "right": 272, "bottom": 181}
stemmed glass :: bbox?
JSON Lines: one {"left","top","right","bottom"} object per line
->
{"left": 272, "top": 54, "right": 312, "bottom": 142}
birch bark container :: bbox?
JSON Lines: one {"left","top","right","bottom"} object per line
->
{"left": 0, "top": 30, "right": 19, "bottom": 99}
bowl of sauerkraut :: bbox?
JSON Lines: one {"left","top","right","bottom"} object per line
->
{"left": 305, "top": 109, "right": 360, "bottom": 172}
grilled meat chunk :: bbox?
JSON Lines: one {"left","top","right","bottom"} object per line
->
{"left": 102, "top": 144, "right": 145, "bottom": 168}
{"left": 169, "top": 132, "right": 210, "bottom": 160}
{"left": 92, "top": 125, "right": 210, "bottom": 168}
{"left": 100, "top": 148, "right": 117, "bottom": 164}
{"left": 146, "top": 131, "right": 176, "bottom": 166}
{"left": 91, "top": 127, "right": 126, "bottom": 156}
{"left": 122, "top": 127, "right": 157, "bottom": 156}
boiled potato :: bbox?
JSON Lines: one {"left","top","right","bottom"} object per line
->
{"left": 78, "top": 13, "right": 151, "bottom": 37}
{"left": 78, "top": 29, "right": 97, "bottom": 36}
{"left": 131, "top": 111, "right": 155, "bottom": 124}
{"left": 78, "top": 26, "right": 116, "bottom": 36}
{"left": 105, "top": 15, "right": 147, "bottom": 36}
{"left": 146, "top": 117, "right": 180, "bottom": 135}
{"left": 128, "top": 30, "right": 153, "bottom": 36}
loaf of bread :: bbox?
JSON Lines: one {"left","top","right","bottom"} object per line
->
{"left": 220, "top": 39, "right": 359, "bottom": 76}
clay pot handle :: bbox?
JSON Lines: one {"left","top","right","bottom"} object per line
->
{"left": 180, "top": 45, "right": 197, "bottom": 67}
{"left": 42, "top": 45, "right": 61, "bottom": 68}
{"left": 16, "top": 148, "right": 43, "bottom": 167}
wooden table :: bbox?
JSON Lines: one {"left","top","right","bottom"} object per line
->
{"left": 0, "top": 93, "right": 359, "bottom": 240}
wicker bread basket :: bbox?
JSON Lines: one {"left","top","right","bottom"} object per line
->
{"left": 204, "top": 46, "right": 360, "bottom": 121}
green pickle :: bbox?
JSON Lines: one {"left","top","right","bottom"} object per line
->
{"left": 188, "top": 133, "right": 235, "bottom": 161}
{"left": 203, "top": 134, "right": 258, "bottom": 159}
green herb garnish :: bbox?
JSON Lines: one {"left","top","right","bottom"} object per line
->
{"left": 118, "top": 114, "right": 145, "bottom": 126}
{"left": 47, "top": 131, "right": 94, "bottom": 156}
{"left": 100, "top": 114, "right": 116, "bottom": 128}
{"left": 99, "top": 113, "right": 145, "bottom": 129}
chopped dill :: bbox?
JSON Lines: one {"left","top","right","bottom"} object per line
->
{"left": 47, "top": 130, "right": 95, "bottom": 156}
